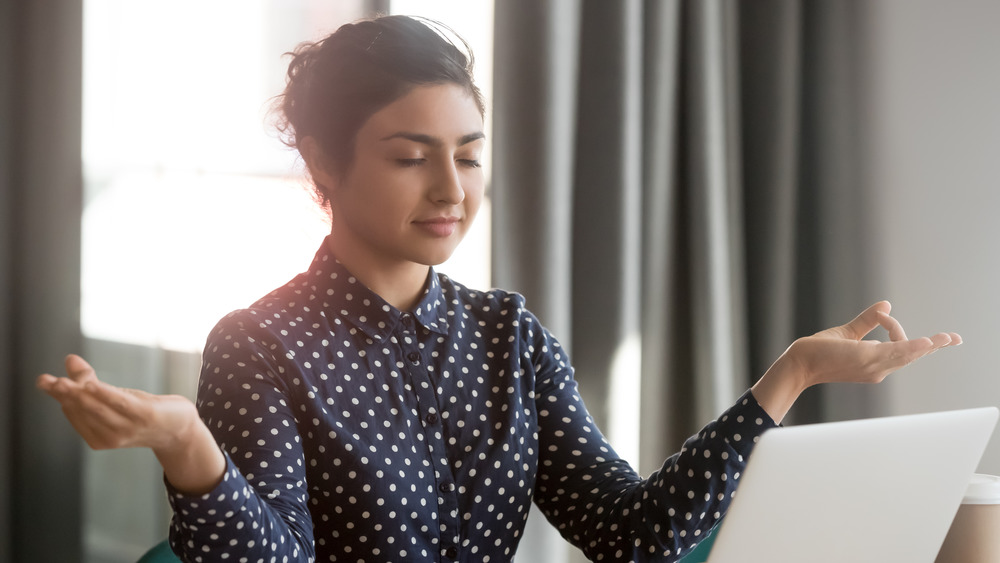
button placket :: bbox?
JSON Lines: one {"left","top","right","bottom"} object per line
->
{"left": 397, "top": 321, "right": 459, "bottom": 560}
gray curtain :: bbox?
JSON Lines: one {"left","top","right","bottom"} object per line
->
{"left": 0, "top": 0, "right": 85, "bottom": 561}
{"left": 492, "top": 1, "right": 877, "bottom": 561}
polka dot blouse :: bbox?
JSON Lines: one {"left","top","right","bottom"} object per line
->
{"left": 166, "top": 238, "right": 778, "bottom": 562}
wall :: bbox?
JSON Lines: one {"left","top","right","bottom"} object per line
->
{"left": 864, "top": 0, "right": 1000, "bottom": 472}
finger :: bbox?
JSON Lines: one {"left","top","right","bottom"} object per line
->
{"left": 80, "top": 383, "right": 135, "bottom": 423}
{"left": 61, "top": 404, "right": 132, "bottom": 450}
{"left": 839, "top": 301, "right": 892, "bottom": 340}
{"left": 39, "top": 378, "right": 125, "bottom": 445}
{"left": 63, "top": 384, "right": 139, "bottom": 448}
{"left": 65, "top": 354, "right": 98, "bottom": 384}
{"left": 875, "top": 337, "right": 934, "bottom": 367}
{"left": 36, "top": 373, "right": 83, "bottom": 401}
{"left": 41, "top": 376, "right": 125, "bottom": 417}
{"left": 928, "top": 332, "right": 955, "bottom": 349}
{"left": 86, "top": 379, "right": 143, "bottom": 419}
{"left": 876, "top": 311, "right": 908, "bottom": 342}
{"left": 36, "top": 373, "right": 60, "bottom": 392}
{"left": 59, "top": 413, "right": 110, "bottom": 449}
{"left": 38, "top": 371, "right": 144, "bottom": 449}
{"left": 929, "top": 332, "right": 963, "bottom": 347}
{"left": 877, "top": 334, "right": 958, "bottom": 370}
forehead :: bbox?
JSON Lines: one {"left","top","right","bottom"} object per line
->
{"left": 357, "top": 84, "right": 484, "bottom": 143}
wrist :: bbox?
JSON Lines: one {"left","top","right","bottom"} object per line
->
{"left": 777, "top": 339, "right": 815, "bottom": 392}
{"left": 149, "top": 398, "right": 202, "bottom": 457}
{"left": 751, "top": 345, "right": 812, "bottom": 424}
{"left": 153, "top": 404, "right": 225, "bottom": 495}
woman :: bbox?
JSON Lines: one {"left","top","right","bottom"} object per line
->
{"left": 37, "top": 15, "right": 960, "bottom": 563}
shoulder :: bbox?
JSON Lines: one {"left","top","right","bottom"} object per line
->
{"left": 436, "top": 274, "right": 541, "bottom": 328}
{"left": 436, "top": 274, "right": 557, "bottom": 344}
{"left": 437, "top": 273, "right": 529, "bottom": 312}
{"left": 202, "top": 270, "right": 319, "bottom": 362}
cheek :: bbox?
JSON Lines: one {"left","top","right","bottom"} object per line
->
{"left": 464, "top": 176, "right": 485, "bottom": 211}
{"left": 337, "top": 170, "right": 394, "bottom": 210}
{"left": 463, "top": 191, "right": 483, "bottom": 227}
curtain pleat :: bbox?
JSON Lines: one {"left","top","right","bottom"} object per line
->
{"left": 680, "top": 0, "right": 745, "bottom": 425}
{"left": 794, "top": 1, "right": 883, "bottom": 423}
{"left": 492, "top": 0, "right": 581, "bottom": 341}
{"left": 739, "top": 1, "right": 803, "bottom": 381}
{"left": 637, "top": 0, "right": 683, "bottom": 472}
{"left": 569, "top": 0, "right": 644, "bottom": 431}
{"left": 494, "top": 0, "right": 872, "bottom": 561}
{"left": 0, "top": 0, "right": 85, "bottom": 561}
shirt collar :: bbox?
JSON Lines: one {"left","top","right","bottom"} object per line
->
{"left": 306, "top": 237, "right": 451, "bottom": 340}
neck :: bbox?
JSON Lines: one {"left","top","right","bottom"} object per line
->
{"left": 325, "top": 237, "right": 429, "bottom": 312}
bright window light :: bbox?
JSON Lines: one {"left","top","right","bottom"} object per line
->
{"left": 82, "top": 1, "right": 493, "bottom": 352}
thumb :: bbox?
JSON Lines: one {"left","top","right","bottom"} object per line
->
{"left": 64, "top": 354, "right": 98, "bottom": 384}
{"left": 831, "top": 301, "right": 892, "bottom": 340}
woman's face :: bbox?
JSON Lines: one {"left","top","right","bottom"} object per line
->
{"left": 321, "top": 83, "right": 485, "bottom": 270}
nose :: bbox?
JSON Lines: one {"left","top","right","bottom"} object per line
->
{"left": 431, "top": 160, "right": 465, "bottom": 205}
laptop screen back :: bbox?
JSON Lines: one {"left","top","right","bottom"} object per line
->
{"left": 706, "top": 406, "right": 998, "bottom": 563}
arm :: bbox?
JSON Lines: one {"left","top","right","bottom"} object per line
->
{"left": 534, "top": 370, "right": 774, "bottom": 562}
{"left": 751, "top": 301, "right": 960, "bottom": 423}
{"left": 166, "top": 318, "right": 315, "bottom": 561}
{"left": 524, "top": 311, "right": 775, "bottom": 562}
{"left": 37, "top": 318, "right": 317, "bottom": 562}
{"left": 530, "top": 301, "right": 960, "bottom": 562}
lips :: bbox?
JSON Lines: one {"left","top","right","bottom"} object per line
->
{"left": 413, "top": 216, "right": 460, "bottom": 237}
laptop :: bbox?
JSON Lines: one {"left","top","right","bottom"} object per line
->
{"left": 704, "top": 406, "right": 998, "bottom": 563}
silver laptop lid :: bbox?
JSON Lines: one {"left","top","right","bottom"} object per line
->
{"left": 706, "top": 406, "right": 998, "bottom": 563}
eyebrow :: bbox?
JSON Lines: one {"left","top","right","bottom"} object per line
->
{"left": 379, "top": 131, "right": 485, "bottom": 147}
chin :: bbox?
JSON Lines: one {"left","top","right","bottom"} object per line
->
{"left": 416, "top": 249, "right": 458, "bottom": 268}
{"left": 422, "top": 256, "right": 453, "bottom": 267}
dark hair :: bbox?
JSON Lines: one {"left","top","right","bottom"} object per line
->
{"left": 273, "top": 15, "right": 485, "bottom": 203}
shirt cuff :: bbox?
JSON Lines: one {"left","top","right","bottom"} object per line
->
{"left": 165, "top": 453, "right": 251, "bottom": 523}
{"left": 713, "top": 389, "right": 780, "bottom": 459}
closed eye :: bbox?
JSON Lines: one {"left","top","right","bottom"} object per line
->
{"left": 397, "top": 158, "right": 425, "bottom": 168}
{"left": 459, "top": 159, "right": 482, "bottom": 168}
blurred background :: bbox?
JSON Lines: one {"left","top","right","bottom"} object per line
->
{"left": 1, "top": 0, "right": 998, "bottom": 562}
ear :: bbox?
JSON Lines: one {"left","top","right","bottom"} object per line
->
{"left": 300, "top": 136, "right": 338, "bottom": 193}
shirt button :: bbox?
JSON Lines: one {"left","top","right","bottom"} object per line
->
{"left": 444, "top": 546, "right": 458, "bottom": 559}
{"left": 439, "top": 481, "right": 454, "bottom": 493}
{"left": 407, "top": 351, "right": 420, "bottom": 365}
{"left": 425, "top": 412, "right": 438, "bottom": 425}
{"left": 401, "top": 313, "right": 414, "bottom": 328}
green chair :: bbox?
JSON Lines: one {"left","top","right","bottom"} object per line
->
{"left": 679, "top": 525, "right": 718, "bottom": 563}
{"left": 136, "top": 539, "right": 181, "bottom": 563}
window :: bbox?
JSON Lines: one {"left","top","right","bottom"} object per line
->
{"left": 82, "top": 0, "right": 493, "bottom": 353}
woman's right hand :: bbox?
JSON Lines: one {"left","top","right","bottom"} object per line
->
{"left": 37, "top": 354, "right": 226, "bottom": 494}
{"left": 37, "top": 354, "right": 198, "bottom": 451}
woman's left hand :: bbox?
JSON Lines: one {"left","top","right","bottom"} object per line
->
{"left": 751, "top": 301, "right": 961, "bottom": 423}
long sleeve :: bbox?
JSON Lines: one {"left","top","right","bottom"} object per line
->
{"left": 525, "top": 311, "right": 777, "bottom": 562}
{"left": 166, "top": 313, "right": 315, "bottom": 562}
